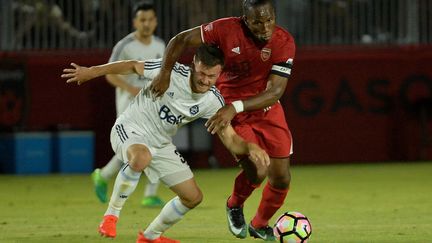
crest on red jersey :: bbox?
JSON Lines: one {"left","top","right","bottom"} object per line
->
{"left": 261, "top": 48, "right": 271, "bottom": 61}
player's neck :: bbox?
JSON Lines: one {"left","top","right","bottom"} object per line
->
{"left": 134, "top": 32, "right": 152, "bottom": 45}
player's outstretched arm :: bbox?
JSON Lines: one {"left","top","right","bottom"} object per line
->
{"left": 61, "top": 61, "right": 144, "bottom": 85}
{"left": 150, "top": 27, "right": 202, "bottom": 97}
{"left": 217, "top": 125, "right": 270, "bottom": 167}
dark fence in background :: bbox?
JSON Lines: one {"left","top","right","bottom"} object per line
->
{"left": 1, "top": 0, "right": 431, "bottom": 51}
{"left": 0, "top": 0, "right": 241, "bottom": 51}
{"left": 278, "top": 0, "right": 432, "bottom": 46}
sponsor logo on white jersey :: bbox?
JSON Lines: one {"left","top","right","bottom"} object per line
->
{"left": 159, "top": 105, "right": 185, "bottom": 125}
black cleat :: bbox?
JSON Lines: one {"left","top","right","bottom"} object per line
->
{"left": 225, "top": 199, "right": 247, "bottom": 238}
{"left": 248, "top": 223, "right": 276, "bottom": 241}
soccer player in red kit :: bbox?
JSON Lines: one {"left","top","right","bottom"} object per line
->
{"left": 151, "top": 0, "right": 295, "bottom": 241}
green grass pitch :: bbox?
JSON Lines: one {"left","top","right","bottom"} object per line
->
{"left": 1, "top": 162, "right": 431, "bottom": 242}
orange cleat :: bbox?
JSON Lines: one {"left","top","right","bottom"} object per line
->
{"left": 98, "top": 215, "right": 118, "bottom": 238}
{"left": 136, "top": 231, "right": 180, "bottom": 243}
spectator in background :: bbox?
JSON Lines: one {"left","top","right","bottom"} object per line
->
{"left": 12, "top": 0, "right": 92, "bottom": 49}
{"left": 91, "top": 1, "right": 166, "bottom": 207}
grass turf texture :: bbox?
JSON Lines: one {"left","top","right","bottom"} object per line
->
{"left": 0, "top": 162, "right": 431, "bottom": 243}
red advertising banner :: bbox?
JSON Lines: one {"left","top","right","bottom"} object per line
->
{"left": 2, "top": 46, "right": 431, "bottom": 167}
{"left": 213, "top": 46, "right": 432, "bottom": 165}
{"left": 0, "top": 58, "right": 27, "bottom": 130}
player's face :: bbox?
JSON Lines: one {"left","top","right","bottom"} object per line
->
{"left": 190, "top": 60, "right": 222, "bottom": 93}
{"left": 244, "top": 3, "right": 276, "bottom": 42}
{"left": 133, "top": 10, "right": 157, "bottom": 38}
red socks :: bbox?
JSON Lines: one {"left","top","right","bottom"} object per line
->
{"left": 251, "top": 182, "right": 288, "bottom": 228}
{"left": 227, "top": 170, "right": 261, "bottom": 208}
{"left": 228, "top": 171, "right": 289, "bottom": 228}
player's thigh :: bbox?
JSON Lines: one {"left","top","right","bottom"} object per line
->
{"left": 255, "top": 104, "right": 293, "bottom": 158}
{"left": 169, "top": 178, "right": 203, "bottom": 208}
{"left": 146, "top": 144, "right": 193, "bottom": 187}
{"left": 268, "top": 157, "right": 291, "bottom": 188}
{"left": 110, "top": 123, "right": 154, "bottom": 165}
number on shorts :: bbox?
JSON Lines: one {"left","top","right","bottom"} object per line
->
{"left": 174, "top": 149, "right": 187, "bottom": 164}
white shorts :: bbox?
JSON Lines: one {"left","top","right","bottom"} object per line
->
{"left": 110, "top": 122, "right": 193, "bottom": 187}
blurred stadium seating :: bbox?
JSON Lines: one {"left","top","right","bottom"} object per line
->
{"left": 0, "top": 0, "right": 431, "bottom": 172}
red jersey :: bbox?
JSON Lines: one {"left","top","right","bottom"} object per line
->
{"left": 201, "top": 17, "right": 295, "bottom": 103}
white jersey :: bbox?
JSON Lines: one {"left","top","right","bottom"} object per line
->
{"left": 116, "top": 59, "right": 225, "bottom": 146}
{"left": 109, "top": 33, "right": 165, "bottom": 115}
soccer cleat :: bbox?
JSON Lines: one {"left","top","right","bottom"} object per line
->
{"left": 225, "top": 200, "right": 247, "bottom": 239}
{"left": 91, "top": 168, "right": 108, "bottom": 203}
{"left": 141, "top": 196, "right": 165, "bottom": 207}
{"left": 248, "top": 223, "right": 276, "bottom": 241}
{"left": 136, "top": 231, "right": 180, "bottom": 243}
{"left": 98, "top": 215, "right": 118, "bottom": 238}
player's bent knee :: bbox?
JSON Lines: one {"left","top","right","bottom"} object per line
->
{"left": 127, "top": 144, "right": 152, "bottom": 171}
{"left": 240, "top": 158, "right": 267, "bottom": 184}
{"left": 180, "top": 189, "right": 203, "bottom": 209}
{"left": 269, "top": 174, "right": 291, "bottom": 189}
{"left": 250, "top": 167, "right": 267, "bottom": 184}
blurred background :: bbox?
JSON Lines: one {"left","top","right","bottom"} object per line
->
{"left": 0, "top": 0, "right": 431, "bottom": 174}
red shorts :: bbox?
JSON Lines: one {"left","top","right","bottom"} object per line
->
{"left": 232, "top": 102, "right": 293, "bottom": 158}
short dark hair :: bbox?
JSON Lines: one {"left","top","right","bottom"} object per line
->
{"left": 133, "top": 1, "right": 156, "bottom": 16}
{"left": 242, "top": 0, "right": 274, "bottom": 14}
{"left": 195, "top": 44, "right": 224, "bottom": 67}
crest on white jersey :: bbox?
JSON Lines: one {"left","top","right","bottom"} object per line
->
{"left": 190, "top": 105, "right": 199, "bottom": 115}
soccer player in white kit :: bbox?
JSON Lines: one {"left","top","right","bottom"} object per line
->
{"left": 91, "top": 2, "right": 167, "bottom": 207}
{"left": 62, "top": 45, "right": 270, "bottom": 243}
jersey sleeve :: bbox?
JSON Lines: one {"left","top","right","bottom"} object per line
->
{"left": 271, "top": 37, "right": 296, "bottom": 78}
{"left": 143, "top": 59, "right": 162, "bottom": 80}
{"left": 200, "top": 19, "right": 226, "bottom": 46}
{"left": 201, "top": 87, "right": 225, "bottom": 120}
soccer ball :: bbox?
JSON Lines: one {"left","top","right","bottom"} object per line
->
{"left": 273, "top": 211, "right": 312, "bottom": 243}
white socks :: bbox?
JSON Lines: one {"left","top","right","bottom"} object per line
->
{"left": 100, "top": 156, "right": 123, "bottom": 180}
{"left": 105, "top": 163, "right": 141, "bottom": 217}
{"left": 144, "top": 196, "right": 191, "bottom": 239}
{"left": 144, "top": 181, "right": 161, "bottom": 197}
{"left": 100, "top": 156, "right": 160, "bottom": 199}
